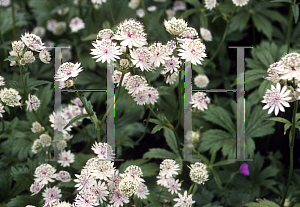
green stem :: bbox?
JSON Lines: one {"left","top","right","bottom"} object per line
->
{"left": 107, "top": 0, "right": 116, "bottom": 26}
{"left": 173, "top": 129, "right": 183, "bottom": 159}
{"left": 140, "top": 0, "right": 148, "bottom": 31}
{"left": 175, "top": 71, "right": 182, "bottom": 130}
{"left": 73, "top": 84, "right": 101, "bottom": 141}
{"left": 202, "top": 7, "right": 236, "bottom": 69}
{"left": 98, "top": 72, "right": 125, "bottom": 142}
{"left": 135, "top": 106, "right": 151, "bottom": 144}
{"left": 11, "top": 0, "right": 16, "bottom": 40}
{"left": 20, "top": 66, "right": 28, "bottom": 98}
{"left": 281, "top": 99, "right": 298, "bottom": 207}
{"left": 286, "top": 1, "right": 295, "bottom": 53}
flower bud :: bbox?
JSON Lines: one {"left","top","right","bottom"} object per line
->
{"left": 120, "top": 59, "right": 129, "bottom": 68}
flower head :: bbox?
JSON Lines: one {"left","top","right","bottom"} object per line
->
{"left": 91, "top": 142, "right": 115, "bottom": 160}
{"left": 159, "top": 159, "right": 180, "bottom": 178}
{"left": 164, "top": 17, "right": 187, "bottom": 35}
{"left": 91, "top": 39, "right": 122, "bottom": 64}
{"left": 205, "top": 0, "right": 217, "bottom": 10}
{"left": 39, "top": 134, "right": 52, "bottom": 147}
{"left": 173, "top": 191, "right": 195, "bottom": 207}
{"left": 232, "top": 0, "right": 249, "bottom": 7}
{"left": 262, "top": 83, "right": 291, "bottom": 116}
{"left": 194, "top": 74, "right": 209, "bottom": 88}
{"left": 69, "top": 17, "right": 85, "bottom": 32}
{"left": 12, "top": 40, "right": 24, "bottom": 56}
{"left": 42, "top": 186, "right": 62, "bottom": 203}
{"left": 130, "top": 47, "right": 152, "bottom": 71}
{"left": 54, "top": 62, "right": 83, "bottom": 81}
{"left": 23, "top": 51, "right": 36, "bottom": 64}
{"left": 118, "top": 175, "right": 139, "bottom": 196}
{"left": 178, "top": 38, "right": 207, "bottom": 65}
{"left": 39, "top": 49, "right": 51, "bottom": 64}
{"left": 0, "top": 76, "right": 5, "bottom": 86}
{"left": 21, "top": 33, "right": 45, "bottom": 51}
{"left": 200, "top": 27, "right": 212, "bottom": 41}
{"left": 113, "top": 19, "right": 147, "bottom": 48}
{"left": 179, "top": 27, "right": 198, "bottom": 39}
{"left": 26, "top": 94, "right": 40, "bottom": 111}
{"left": 30, "top": 181, "right": 45, "bottom": 196}
{"left": 56, "top": 171, "right": 72, "bottom": 182}
{"left": 190, "top": 92, "right": 210, "bottom": 111}
{"left": 0, "top": 88, "right": 21, "bottom": 107}
{"left": 58, "top": 150, "right": 75, "bottom": 167}
{"left": 34, "top": 164, "right": 57, "bottom": 185}
{"left": 0, "top": 103, "right": 5, "bottom": 118}
{"left": 189, "top": 162, "right": 209, "bottom": 184}
{"left": 97, "top": 29, "right": 114, "bottom": 40}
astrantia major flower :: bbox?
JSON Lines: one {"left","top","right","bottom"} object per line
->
{"left": 276, "top": 52, "right": 300, "bottom": 81}
{"left": 0, "top": 103, "right": 5, "bottom": 118}
{"left": 39, "top": 134, "right": 52, "bottom": 147}
{"left": 97, "top": 29, "right": 114, "bottom": 40}
{"left": 159, "top": 159, "right": 180, "bottom": 178}
{"left": 164, "top": 17, "right": 187, "bottom": 35}
{"left": 190, "top": 92, "right": 210, "bottom": 111}
{"left": 200, "top": 27, "right": 212, "bottom": 41}
{"left": 12, "top": 40, "right": 24, "bottom": 56}
{"left": 205, "top": 0, "right": 217, "bottom": 10}
{"left": 69, "top": 17, "right": 85, "bottom": 32}
{"left": 130, "top": 47, "right": 152, "bottom": 71}
{"left": 91, "top": 0, "right": 106, "bottom": 5}
{"left": 189, "top": 162, "right": 209, "bottom": 185}
{"left": 166, "top": 72, "right": 178, "bottom": 85}
{"left": 174, "top": 191, "right": 195, "bottom": 207}
{"left": 34, "top": 164, "right": 56, "bottom": 185}
{"left": 32, "top": 139, "right": 42, "bottom": 154}
{"left": 26, "top": 94, "right": 40, "bottom": 111}
{"left": 125, "top": 75, "right": 148, "bottom": 95}
{"left": 42, "top": 186, "right": 62, "bottom": 203}
{"left": 178, "top": 38, "right": 207, "bottom": 65}
{"left": 49, "top": 111, "right": 72, "bottom": 134}
{"left": 31, "top": 121, "right": 44, "bottom": 133}
{"left": 261, "top": 83, "right": 291, "bottom": 116}
{"left": 134, "top": 182, "right": 149, "bottom": 199}
{"left": 74, "top": 169, "right": 96, "bottom": 191}
{"left": 90, "top": 159, "right": 115, "bottom": 180}
{"left": 232, "top": 0, "right": 249, "bottom": 7}
{"left": 23, "top": 51, "right": 36, "bottom": 64}
{"left": 21, "top": 33, "right": 45, "bottom": 51}
{"left": 113, "top": 19, "right": 147, "bottom": 48}
{"left": 91, "top": 39, "right": 122, "bottom": 64}
{"left": 118, "top": 175, "right": 139, "bottom": 196}
{"left": 91, "top": 142, "right": 115, "bottom": 160}
{"left": 91, "top": 181, "right": 109, "bottom": 203}
{"left": 149, "top": 42, "right": 172, "bottom": 68}
{"left": 39, "top": 49, "right": 51, "bottom": 64}
{"left": 54, "top": 62, "right": 83, "bottom": 81}
{"left": 161, "top": 56, "right": 181, "bottom": 74}
{"left": 124, "top": 165, "right": 144, "bottom": 183}
{"left": 56, "top": 171, "right": 72, "bottom": 182}
{"left": 58, "top": 150, "right": 75, "bottom": 167}
{"left": 30, "top": 181, "right": 45, "bottom": 196}
{"left": 194, "top": 74, "right": 209, "bottom": 88}
{"left": 0, "top": 76, "right": 5, "bottom": 86}
{"left": 0, "top": 88, "right": 21, "bottom": 107}
{"left": 167, "top": 178, "right": 181, "bottom": 195}
{"left": 179, "top": 27, "right": 198, "bottom": 39}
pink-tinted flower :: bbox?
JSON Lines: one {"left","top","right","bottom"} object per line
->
{"left": 240, "top": 163, "right": 250, "bottom": 176}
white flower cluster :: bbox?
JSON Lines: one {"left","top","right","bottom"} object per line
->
{"left": 188, "top": 162, "right": 209, "bottom": 185}
{"left": 0, "top": 88, "right": 21, "bottom": 107}
{"left": 190, "top": 92, "right": 211, "bottom": 111}
{"left": 72, "top": 143, "right": 149, "bottom": 207}
{"left": 30, "top": 164, "right": 72, "bottom": 205}
{"left": 25, "top": 94, "right": 40, "bottom": 111}
{"left": 262, "top": 52, "right": 300, "bottom": 116}
{"left": 9, "top": 33, "right": 51, "bottom": 65}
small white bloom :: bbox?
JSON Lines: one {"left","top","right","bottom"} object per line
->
{"left": 42, "top": 186, "right": 62, "bottom": 203}
{"left": 174, "top": 191, "right": 195, "bottom": 207}
{"left": 200, "top": 27, "right": 212, "bottom": 41}
{"left": 159, "top": 159, "right": 180, "bottom": 178}
{"left": 69, "top": 17, "right": 85, "bottom": 32}
{"left": 89, "top": 159, "right": 115, "bottom": 181}
{"left": 178, "top": 39, "right": 207, "bottom": 65}
{"left": 91, "top": 39, "right": 122, "bottom": 64}
{"left": 0, "top": 88, "right": 21, "bottom": 107}
{"left": 134, "top": 182, "right": 149, "bottom": 199}
{"left": 58, "top": 150, "right": 75, "bottom": 167}
{"left": 147, "top": 5, "right": 157, "bottom": 12}
{"left": 162, "top": 56, "right": 181, "bottom": 74}
{"left": 194, "top": 74, "right": 209, "bottom": 88}
{"left": 149, "top": 42, "right": 172, "bottom": 68}
{"left": 25, "top": 94, "right": 40, "bottom": 111}
{"left": 167, "top": 178, "right": 181, "bottom": 195}
{"left": 164, "top": 17, "right": 187, "bottom": 35}
{"left": 30, "top": 181, "right": 44, "bottom": 196}
{"left": 232, "top": 0, "right": 249, "bottom": 7}
{"left": 0, "top": 0, "right": 10, "bottom": 7}
{"left": 31, "top": 121, "right": 44, "bottom": 133}
{"left": 32, "top": 26, "right": 46, "bottom": 37}
{"left": 205, "top": 0, "right": 217, "bottom": 10}
{"left": 109, "top": 189, "right": 129, "bottom": 206}
{"left": 0, "top": 103, "right": 5, "bottom": 118}
{"left": 23, "top": 51, "right": 36, "bottom": 64}
{"left": 74, "top": 188, "right": 99, "bottom": 207}
{"left": 32, "top": 139, "right": 42, "bottom": 154}
{"left": 119, "top": 175, "right": 139, "bottom": 196}
{"left": 91, "top": 142, "right": 115, "bottom": 160}
{"left": 56, "top": 171, "right": 72, "bottom": 182}
{"left": 190, "top": 92, "right": 210, "bottom": 111}
{"left": 0, "top": 76, "right": 5, "bottom": 86}
{"left": 91, "top": 0, "right": 106, "bottom": 5}
{"left": 130, "top": 47, "right": 152, "bottom": 71}
{"left": 74, "top": 169, "right": 96, "bottom": 191}
{"left": 166, "top": 72, "right": 178, "bottom": 85}
{"left": 34, "top": 164, "right": 56, "bottom": 185}
{"left": 52, "top": 22, "right": 67, "bottom": 36}
{"left": 91, "top": 181, "right": 109, "bottom": 203}
{"left": 189, "top": 162, "right": 209, "bottom": 184}
{"left": 39, "top": 134, "right": 52, "bottom": 147}
{"left": 21, "top": 33, "right": 45, "bottom": 51}
{"left": 47, "top": 20, "right": 57, "bottom": 31}
{"left": 39, "top": 49, "right": 51, "bottom": 64}
{"left": 125, "top": 75, "right": 148, "bottom": 95}
{"left": 136, "top": 8, "right": 145, "bottom": 18}
{"left": 54, "top": 62, "right": 83, "bottom": 82}
{"left": 12, "top": 40, "right": 24, "bottom": 56}
{"left": 128, "top": 0, "right": 140, "bottom": 9}
{"left": 97, "top": 29, "right": 114, "bottom": 40}
{"left": 262, "top": 83, "right": 291, "bottom": 116}
{"left": 173, "top": 1, "right": 186, "bottom": 11}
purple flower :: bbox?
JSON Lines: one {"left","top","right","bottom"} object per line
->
{"left": 240, "top": 163, "right": 250, "bottom": 176}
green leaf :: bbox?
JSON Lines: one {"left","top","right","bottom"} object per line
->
{"left": 143, "top": 148, "right": 177, "bottom": 159}
{"left": 4, "top": 106, "right": 10, "bottom": 114}
{"left": 4, "top": 56, "right": 17, "bottom": 62}
{"left": 292, "top": 4, "right": 299, "bottom": 24}
{"left": 151, "top": 124, "right": 165, "bottom": 134}
{"left": 212, "top": 160, "right": 235, "bottom": 167}
{"left": 229, "top": 12, "right": 250, "bottom": 32}
{"left": 180, "top": 8, "right": 199, "bottom": 19}
{"left": 7, "top": 195, "right": 39, "bottom": 207}
{"left": 82, "top": 33, "right": 98, "bottom": 41}
{"left": 10, "top": 166, "right": 32, "bottom": 191}
{"left": 64, "top": 113, "right": 89, "bottom": 129}
{"left": 185, "top": 0, "right": 201, "bottom": 8}
{"left": 252, "top": 14, "right": 273, "bottom": 40}
{"left": 12, "top": 137, "right": 33, "bottom": 161}
{"left": 26, "top": 80, "right": 51, "bottom": 91}
{"left": 270, "top": 0, "right": 292, "bottom": 2}
{"left": 211, "top": 168, "right": 222, "bottom": 190}
{"left": 203, "top": 106, "right": 236, "bottom": 135}
{"left": 262, "top": 10, "right": 289, "bottom": 25}
{"left": 163, "top": 128, "right": 178, "bottom": 154}
{"left": 6, "top": 80, "right": 23, "bottom": 91}
{"left": 244, "top": 199, "right": 280, "bottom": 207}
{"left": 264, "top": 117, "right": 291, "bottom": 125}
{"left": 199, "top": 129, "right": 235, "bottom": 158}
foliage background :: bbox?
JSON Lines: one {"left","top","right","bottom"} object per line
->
{"left": 1, "top": 0, "right": 300, "bottom": 206}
